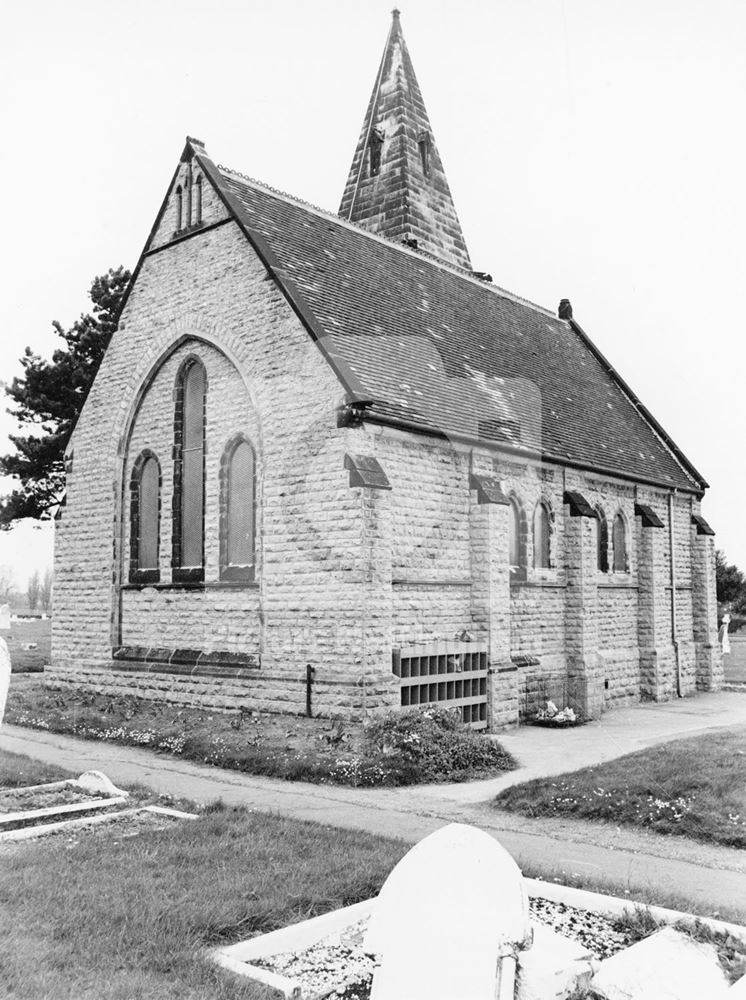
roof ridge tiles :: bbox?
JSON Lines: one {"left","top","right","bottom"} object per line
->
{"left": 216, "top": 163, "right": 556, "bottom": 320}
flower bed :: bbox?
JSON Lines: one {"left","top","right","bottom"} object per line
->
{"left": 7, "top": 679, "right": 516, "bottom": 786}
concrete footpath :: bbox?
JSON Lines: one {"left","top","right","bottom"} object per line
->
{"left": 3, "top": 691, "right": 746, "bottom": 922}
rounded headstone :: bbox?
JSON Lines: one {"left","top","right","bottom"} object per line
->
{"left": 365, "top": 823, "right": 531, "bottom": 1000}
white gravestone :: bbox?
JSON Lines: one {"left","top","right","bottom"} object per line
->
{"left": 77, "top": 771, "right": 128, "bottom": 798}
{"left": 0, "top": 637, "right": 11, "bottom": 730}
{"left": 0, "top": 604, "right": 10, "bottom": 631}
{"left": 591, "top": 926, "right": 729, "bottom": 1000}
{"left": 364, "top": 823, "right": 532, "bottom": 1000}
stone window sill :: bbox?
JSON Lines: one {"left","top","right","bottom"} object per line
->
{"left": 598, "top": 577, "right": 638, "bottom": 589}
{"left": 510, "top": 578, "right": 567, "bottom": 590}
{"left": 112, "top": 645, "right": 260, "bottom": 677}
{"left": 121, "top": 581, "right": 259, "bottom": 592}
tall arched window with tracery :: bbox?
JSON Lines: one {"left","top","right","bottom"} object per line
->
{"left": 612, "top": 512, "right": 628, "bottom": 573}
{"left": 172, "top": 358, "right": 206, "bottom": 582}
{"left": 533, "top": 501, "right": 552, "bottom": 569}
{"left": 129, "top": 450, "right": 161, "bottom": 584}
{"left": 596, "top": 507, "right": 609, "bottom": 573}
{"left": 220, "top": 436, "right": 256, "bottom": 581}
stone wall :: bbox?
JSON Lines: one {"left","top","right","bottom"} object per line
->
{"left": 51, "top": 213, "right": 400, "bottom": 717}
{"left": 51, "top": 168, "right": 721, "bottom": 728}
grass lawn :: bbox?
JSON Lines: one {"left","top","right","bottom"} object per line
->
{"left": 0, "top": 748, "right": 73, "bottom": 788}
{"left": 4, "top": 616, "right": 51, "bottom": 672}
{"left": 6, "top": 677, "right": 515, "bottom": 787}
{"left": 0, "top": 795, "right": 407, "bottom": 999}
{"left": 495, "top": 726, "right": 746, "bottom": 848}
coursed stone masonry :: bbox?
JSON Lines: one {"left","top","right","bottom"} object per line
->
{"left": 51, "top": 155, "right": 721, "bottom": 730}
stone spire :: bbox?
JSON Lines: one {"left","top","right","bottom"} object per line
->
{"left": 339, "top": 10, "right": 472, "bottom": 271}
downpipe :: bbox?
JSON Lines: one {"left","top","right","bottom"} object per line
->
{"left": 668, "top": 492, "right": 682, "bottom": 697}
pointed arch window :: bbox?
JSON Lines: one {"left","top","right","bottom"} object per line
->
{"left": 195, "top": 174, "right": 203, "bottom": 225}
{"left": 173, "top": 358, "right": 206, "bottom": 582}
{"left": 508, "top": 497, "right": 525, "bottom": 573}
{"left": 533, "top": 501, "right": 552, "bottom": 569}
{"left": 596, "top": 508, "right": 609, "bottom": 573}
{"left": 129, "top": 451, "right": 161, "bottom": 584}
{"left": 220, "top": 437, "right": 256, "bottom": 581}
{"left": 175, "top": 185, "right": 183, "bottom": 232}
{"left": 612, "top": 513, "right": 628, "bottom": 573}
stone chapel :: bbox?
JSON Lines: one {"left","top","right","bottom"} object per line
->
{"left": 50, "top": 11, "right": 722, "bottom": 729}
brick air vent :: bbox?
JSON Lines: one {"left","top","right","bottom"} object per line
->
{"left": 392, "top": 641, "right": 488, "bottom": 729}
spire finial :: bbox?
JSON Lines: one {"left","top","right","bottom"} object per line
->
{"left": 392, "top": 7, "right": 400, "bottom": 18}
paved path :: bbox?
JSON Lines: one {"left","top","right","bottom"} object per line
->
{"left": 3, "top": 691, "right": 746, "bottom": 922}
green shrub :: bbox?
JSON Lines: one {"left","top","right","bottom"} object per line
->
{"left": 357, "top": 707, "right": 516, "bottom": 785}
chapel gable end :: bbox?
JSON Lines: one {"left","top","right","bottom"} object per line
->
{"left": 148, "top": 137, "right": 230, "bottom": 251}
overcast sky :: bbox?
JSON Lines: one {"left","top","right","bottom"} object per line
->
{"left": 1, "top": 0, "right": 745, "bottom": 588}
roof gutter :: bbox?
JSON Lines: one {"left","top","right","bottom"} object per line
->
{"left": 363, "top": 410, "right": 705, "bottom": 498}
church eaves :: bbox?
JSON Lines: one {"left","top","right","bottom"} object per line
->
{"left": 338, "top": 10, "right": 472, "bottom": 271}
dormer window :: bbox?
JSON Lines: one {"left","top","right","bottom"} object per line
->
{"left": 418, "top": 131, "right": 432, "bottom": 177}
{"left": 369, "top": 128, "right": 384, "bottom": 177}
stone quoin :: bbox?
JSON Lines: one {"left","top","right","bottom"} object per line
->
{"left": 49, "top": 12, "right": 721, "bottom": 729}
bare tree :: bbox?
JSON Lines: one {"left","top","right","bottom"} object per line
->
{"left": 40, "top": 568, "right": 54, "bottom": 613}
{"left": 0, "top": 565, "right": 17, "bottom": 605}
{"left": 27, "top": 570, "right": 41, "bottom": 611}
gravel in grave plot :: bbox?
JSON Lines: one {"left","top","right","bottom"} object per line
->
{"left": 0, "top": 808, "right": 185, "bottom": 852}
{"left": 253, "top": 898, "right": 637, "bottom": 1000}
{"left": 0, "top": 783, "right": 109, "bottom": 813}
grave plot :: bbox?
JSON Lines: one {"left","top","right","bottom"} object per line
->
{"left": 212, "top": 824, "right": 746, "bottom": 1000}
{"left": 0, "top": 769, "right": 197, "bottom": 844}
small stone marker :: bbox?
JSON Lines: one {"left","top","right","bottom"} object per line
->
{"left": 364, "top": 823, "right": 531, "bottom": 1000}
{"left": 0, "top": 604, "right": 10, "bottom": 631}
{"left": 516, "top": 920, "right": 596, "bottom": 999}
{"left": 76, "top": 771, "right": 128, "bottom": 798}
{"left": 0, "top": 637, "right": 10, "bottom": 730}
{"left": 591, "top": 925, "right": 729, "bottom": 1000}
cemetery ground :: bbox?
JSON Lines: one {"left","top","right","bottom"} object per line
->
{"left": 493, "top": 726, "right": 746, "bottom": 848}
{"left": 0, "top": 748, "right": 408, "bottom": 1000}
{"left": 5, "top": 615, "right": 50, "bottom": 672}
{"left": 5, "top": 675, "right": 516, "bottom": 786}
{"left": 5, "top": 692, "right": 746, "bottom": 925}
{"left": 3, "top": 744, "right": 746, "bottom": 1000}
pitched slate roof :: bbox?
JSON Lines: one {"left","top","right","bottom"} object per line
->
{"left": 191, "top": 148, "right": 704, "bottom": 494}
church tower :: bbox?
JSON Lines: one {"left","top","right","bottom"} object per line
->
{"left": 339, "top": 9, "right": 472, "bottom": 271}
